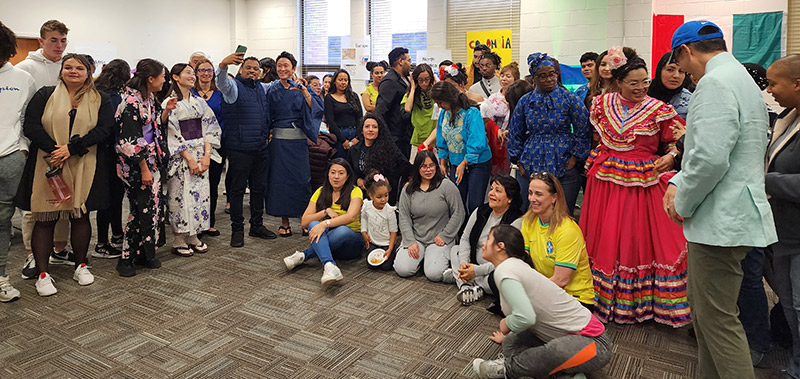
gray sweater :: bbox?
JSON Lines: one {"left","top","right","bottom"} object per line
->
{"left": 398, "top": 179, "right": 465, "bottom": 247}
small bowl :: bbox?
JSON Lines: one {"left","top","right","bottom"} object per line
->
{"left": 367, "top": 249, "right": 387, "bottom": 266}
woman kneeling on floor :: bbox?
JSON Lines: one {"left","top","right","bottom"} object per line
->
{"left": 471, "top": 225, "right": 612, "bottom": 379}
{"left": 283, "top": 158, "right": 364, "bottom": 286}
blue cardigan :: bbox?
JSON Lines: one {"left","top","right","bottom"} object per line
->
{"left": 436, "top": 106, "right": 491, "bottom": 165}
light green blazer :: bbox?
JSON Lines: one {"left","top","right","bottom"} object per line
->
{"left": 671, "top": 52, "right": 777, "bottom": 247}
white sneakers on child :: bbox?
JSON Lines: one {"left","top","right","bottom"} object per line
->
{"left": 0, "top": 275, "right": 20, "bottom": 302}
{"left": 320, "top": 262, "right": 343, "bottom": 285}
{"left": 73, "top": 263, "right": 95, "bottom": 286}
{"left": 35, "top": 273, "right": 57, "bottom": 296}
{"left": 284, "top": 251, "right": 305, "bottom": 270}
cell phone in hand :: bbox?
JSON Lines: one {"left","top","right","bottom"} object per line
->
{"left": 235, "top": 45, "right": 247, "bottom": 54}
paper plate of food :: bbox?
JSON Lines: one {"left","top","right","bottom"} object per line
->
{"left": 367, "top": 249, "right": 387, "bottom": 266}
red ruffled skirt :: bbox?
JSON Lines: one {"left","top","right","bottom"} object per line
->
{"left": 580, "top": 149, "right": 690, "bottom": 327}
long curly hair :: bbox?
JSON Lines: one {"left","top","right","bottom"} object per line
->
{"left": 329, "top": 69, "right": 362, "bottom": 113}
{"left": 94, "top": 59, "right": 131, "bottom": 94}
{"left": 359, "top": 113, "right": 406, "bottom": 177}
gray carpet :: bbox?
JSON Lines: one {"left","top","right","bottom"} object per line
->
{"left": 0, "top": 203, "right": 789, "bottom": 378}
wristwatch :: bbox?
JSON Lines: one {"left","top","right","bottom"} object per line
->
{"left": 326, "top": 220, "right": 331, "bottom": 228}
{"left": 669, "top": 151, "right": 679, "bottom": 158}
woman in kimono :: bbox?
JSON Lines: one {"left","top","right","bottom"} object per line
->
{"left": 265, "top": 51, "right": 323, "bottom": 237}
{"left": 115, "top": 59, "right": 175, "bottom": 277}
{"left": 163, "top": 63, "right": 221, "bottom": 256}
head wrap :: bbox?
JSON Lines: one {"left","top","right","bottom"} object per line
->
{"left": 743, "top": 63, "right": 768, "bottom": 91}
{"left": 527, "top": 52, "right": 555, "bottom": 76}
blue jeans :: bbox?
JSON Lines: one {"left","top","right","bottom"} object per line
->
{"left": 449, "top": 160, "right": 491, "bottom": 214}
{"left": 302, "top": 221, "right": 363, "bottom": 266}
{"left": 516, "top": 167, "right": 581, "bottom": 216}
{"left": 737, "top": 247, "right": 771, "bottom": 356}
{"left": 772, "top": 248, "right": 800, "bottom": 378}
{"left": 334, "top": 126, "right": 357, "bottom": 159}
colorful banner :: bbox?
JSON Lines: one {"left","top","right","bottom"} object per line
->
{"left": 651, "top": 14, "right": 685, "bottom": 76}
{"left": 732, "top": 11, "right": 783, "bottom": 68}
{"left": 466, "top": 30, "right": 513, "bottom": 67}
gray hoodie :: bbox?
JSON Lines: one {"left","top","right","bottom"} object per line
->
{"left": 15, "top": 49, "right": 62, "bottom": 89}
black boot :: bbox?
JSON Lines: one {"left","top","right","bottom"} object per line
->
{"left": 116, "top": 257, "right": 137, "bottom": 277}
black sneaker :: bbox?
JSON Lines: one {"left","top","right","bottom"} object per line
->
{"left": 231, "top": 230, "right": 244, "bottom": 247}
{"left": 116, "top": 258, "right": 136, "bottom": 277}
{"left": 110, "top": 234, "right": 124, "bottom": 250}
{"left": 20, "top": 254, "right": 38, "bottom": 280}
{"left": 134, "top": 257, "right": 161, "bottom": 269}
{"left": 50, "top": 248, "right": 76, "bottom": 266}
{"left": 249, "top": 225, "right": 277, "bottom": 240}
{"left": 92, "top": 243, "right": 122, "bottom": 259}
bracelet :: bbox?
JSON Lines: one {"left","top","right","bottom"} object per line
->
{"left": 669, "top": 151, "right": 678, "bottom": 158}
{"left": 325, "top": 220, "right": 330, "bottom": 228}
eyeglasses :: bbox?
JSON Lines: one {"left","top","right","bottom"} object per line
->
{"left": 196, "top": 68, "right": 214, "bottom": 74}
{"left": 622, "top": 78, "right": 652, "bottom": 88}
{"left": 535, "top": 72, "right": 557, "bottom": 80}
{"left": 420, "top": 163, "right": 438, "bottom": 170}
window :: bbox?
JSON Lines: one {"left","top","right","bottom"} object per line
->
{"left": 370, "top": 0, "right": 427, "bottom": 64}
{"left": 446, "top": 0, "right": 520, "bottom": 65}
{"left": 302, "top": 0, "right": 351, "bottom": 75}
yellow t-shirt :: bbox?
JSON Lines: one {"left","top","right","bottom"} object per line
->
{"left": 521, "top": 216, "right": 595, "bottom": 305}
{"left": 362, "top": 84, "right": 379, "bottom": 107}
{"left": 310, "top": 186, "right": 363, "bottom": 232}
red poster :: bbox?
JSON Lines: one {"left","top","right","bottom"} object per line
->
{"left": 652, "top": 14, "right": 685, "bottom": 77}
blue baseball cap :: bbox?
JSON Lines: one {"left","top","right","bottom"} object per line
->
{"left": 671, "top": 20, "right": 724, "bottom": 50}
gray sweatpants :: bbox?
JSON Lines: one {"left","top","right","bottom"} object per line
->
{"left": 393, "top": 241, "right": 452, "bottom": 282}
{"left": 0, "top": 151, "right": 25, "bottom": 276}
{"left": 502, "top": 329, "right": 613, "bottom": 379}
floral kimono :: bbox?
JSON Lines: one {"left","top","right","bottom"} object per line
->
{"left": 115, "top": 87, "right": 168, "bottom": 261}
{"left": 163, "top": 93, "right": 221, "bottom": 235}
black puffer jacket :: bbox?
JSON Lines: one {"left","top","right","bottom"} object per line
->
{"left": 308, "top": 133, "right": 337, "bottom": 190}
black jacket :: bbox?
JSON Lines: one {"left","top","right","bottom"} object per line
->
{"left": 373, "top": 68, "right": 411, "bottom": 142}
{"left": 766, "top": 109, "right": 800, "bottom": 246}
{"left": 15, "top": 86, "right": 115, "bottom": 211}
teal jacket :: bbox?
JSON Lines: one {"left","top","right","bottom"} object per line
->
{"left": 671, "top": 52, "right": 777, "bottom": 247}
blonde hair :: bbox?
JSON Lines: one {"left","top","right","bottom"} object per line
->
{"left": 522, "top": 172, "right": 572, "bottom": 235}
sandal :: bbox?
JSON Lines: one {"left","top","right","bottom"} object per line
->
{"left": 278, "top": 225, "right": 293, "bottom": 237}
{"left": 302, "top": 228, "right": 309, "bottom": 237}
{"left": 172, "top": 246, "right": 194, "bottom": 257}
{"left": 456, "top": 284, "right": 484, "bottom": 306}
{"left": 189, "top": 241, "right": 209, "bottom": 254}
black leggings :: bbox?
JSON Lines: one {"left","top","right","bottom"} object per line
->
{"left": 96, "top": 175, "right": 125, "bottom": 244}
{"left": 32, "top": 213, "right": 91, "bottom": 273}
{"left": 208, "top": 149, "right": 226, "bottom": 228}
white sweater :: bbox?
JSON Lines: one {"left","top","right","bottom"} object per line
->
{"left": 15, "top": 49, "right": 62, "bottom": 89}
{"left": 0, "top": 62, "right": 35, "bottom": 156}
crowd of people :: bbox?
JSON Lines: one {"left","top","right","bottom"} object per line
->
{"left": 0, "top": 17, "right": 797, "bottom": 379}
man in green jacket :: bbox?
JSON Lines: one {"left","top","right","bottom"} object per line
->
{"left": 664, "top": 21, "right": 778, "bottom": 379}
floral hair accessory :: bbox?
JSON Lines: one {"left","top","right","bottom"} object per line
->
{"left": 606, "top": 46, "right": 627, "bottom": 70}
{"left": 439, "top": 64, "right": 459, "bottom": 80}
{"left": 373, "top": 173, "right": 386, "bottom": 182}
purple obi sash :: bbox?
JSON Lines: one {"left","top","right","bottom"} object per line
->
{"left": 179, "top": 118, "right": 203, "bottom": 140}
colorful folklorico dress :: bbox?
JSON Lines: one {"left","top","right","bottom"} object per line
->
{"left": 580, "top": 92, "right": 690, "bottom": 327}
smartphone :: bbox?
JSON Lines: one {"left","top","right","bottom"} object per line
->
{"left": 235, "top": 45, "right": 247, "bottom": 54}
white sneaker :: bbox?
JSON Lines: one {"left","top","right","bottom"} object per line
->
{"left": 442, "top": 268, "right": 456, "bottom": 284}
{"left": 472, "top": 357, "right": 505, "bottom": 379}
{"left": 284, "top": 251, "right": 305, "bottom": 270}
{"left": 320, "top": 262, "right": 343, "bottom": 286}
{"left": 35, "top": 273, "right": 57, "bottom": 296}
{"left": 0, "top": 275, "right": 20, "bottom": 302}
{"left": 73, "top": 263, "right": 95, "bottom": 286}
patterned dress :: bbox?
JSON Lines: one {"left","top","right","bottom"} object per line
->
{"left": 507, "top": 86, "right": 590, "bottom": 178}
{"left": 115, "top": 88, "right": 168, "bottom": 261}
{"left": 163, "top": 93, "right": 221, "bottom": 235}
{"left": 580, "top": 93, "right": 690, "bottom": 327}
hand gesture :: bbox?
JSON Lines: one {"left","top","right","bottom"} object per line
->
{"left": 199, "top": 154, "right": 211, "bottom": 173}
{"left": 309, "top": 221, "right": 327, "bottom": 243}
{"left": 220, "top": 52, "right": 244, "bottom": 68}
{"left": 141, "top": 168, "right": 154, "bottom": 186}
{"left": 455, "top": 163, "right": 466, "bottom": 185}
{"left": 363, "top": 235, "right": 371, "bottom": 250}
{"left": 457, "top": 262, "right": 476, "bottom": 282}
{"left": 325, "top": 207, "right": 339, "bottom": 219}
{"left": 434, "top": 236, "right": 446, "bottom": 247}
{"left": 654, "top": 154, "right": 675, "bottom": 174}
{"left": 662, "top": 184, "right": 682, "bottom": 225}
{"left": 408, "top": 243, "right": 420, "bottom": 259}
{"left": 164, "top": 97, "right": 178, "bottom": 113}
{"left": 566, "top": 156, "right": 577, "bottom": 170}
{"left": 50, "top": 145, "right": 71, "bottom": 165}
{"left": 670, "top": 119, "right": 686, "bottom": 141}
{"left": 187, "top": 157, "right": 201, "bottom": 175}
{"left": 489, "top": 331, "right": 506, "bottom": 344}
